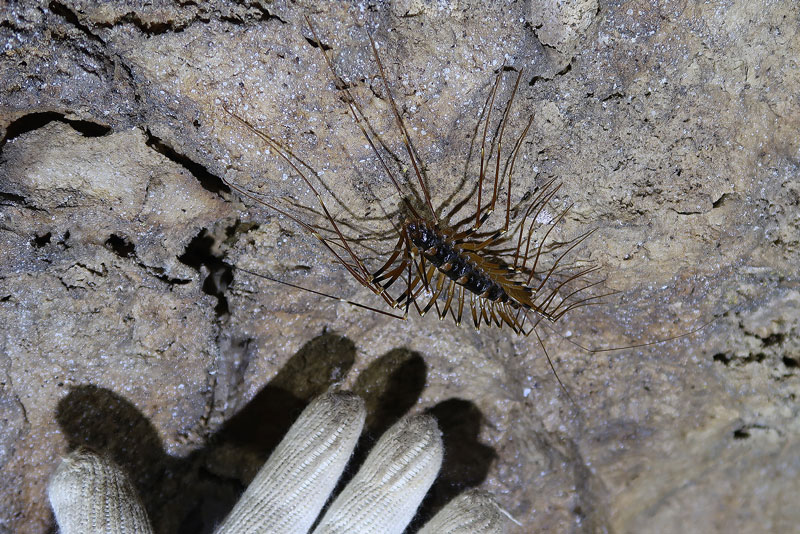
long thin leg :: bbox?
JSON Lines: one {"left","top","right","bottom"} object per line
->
{"left": 474, "top": 66, "right": 504, "bottom": 229}
{"left": 532, "top": 326, "right": 576, "bottom": 406}
{"left": 480, "top": 298, "right": 491, "bottom": 327}
{"left": 372, "top": 232, "right": 407, "bottom": 280}
{"left": 456, "top": 286, "right": 466, "bottom": 326}
{"left": 219, "top": 159, "right": 400, "bottom": 307}
{"left": 524, "top": 203, "right": 575, "bottom": 280}
{"left": 421, "top": 272, "right": 447, "bottom": 316}
{"left": 404, "top": 251, "right": 414, "bottom": 317}
{"left": 471, "top": 294, "right": 480, "bottom": 329}
{"left": 304, "top": 16, "right": 423, "bottom": 221}
{"left": 487, "top": 68, "right": 523, "bottom": 220}
{"left": 363, "top": 29, "right": 438, "bottom": 223}
{"left": 500, "top": 302, "right": 521, "bottom": 333}
{"left": 223, "top": 109, "right": 374, "bottom": 285}
{"left": 536, "top": 266, "right": 603, "bottom": 317}
{"left": 237, "top": 266, "right": 405, "bottom": 320}
{"left": 514, "top": 180, "right": 561, "bottom": 270}
{"left": 440, "top": 279, "right": 457, "bottom": 320}
{"left": 417, "top": 254, "right": 432, "bottom": 291}
{"left": 376, "top": 260, "right": 410, "bottom": 293}
{"left": 529, "top": 227, "right": 597, "bottom": 291}
{"left": 502, "top": 114, "right": 535, "bottom": 233}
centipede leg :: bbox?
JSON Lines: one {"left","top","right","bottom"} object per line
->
{"left": 421, "top": 272, "right": 447, "bottom": 316}
{"left": 440, "top": 279, "right": 457, "bottom": 320}
{"left": 486, "top": 69, "right": 523, "bottom": 221}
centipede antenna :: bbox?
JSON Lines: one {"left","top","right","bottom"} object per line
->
{"left": 363, "top": 28, "right": 438, "bottom": 223}
{"left": 551, "top": 315, "right": 719, "bottom": 354}
{"left": 304, "top": 16, "right": 423, "bottom": 221}
{"left": 219, "top": 170, "right": 367, "bottom": 287}
{"left": 473, "top": 66, "right": 504, "bottom": 230}
{"left": 221, "top": 165, "right": 407, "bottom": 313}
{"left": 223, "top": 108, "right": 373, "bottom": 283}
{"left": 488, "top": 68, "right": 523, "bottom": 221}
{"left": 236, "top": 266, "right": 405, "bottom": 319}
{"left": 532, "top": 327, "right": 576, "bottom": 406}
{"left": 282, "top": 194, "right": 396, "bottom": 245}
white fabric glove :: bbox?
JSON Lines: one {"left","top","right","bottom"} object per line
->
{"left": 48, "top": 392, "right": 511, "bottom": 533}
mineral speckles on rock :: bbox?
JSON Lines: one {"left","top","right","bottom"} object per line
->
{"left": 529, "top": 0, "right": 599, "bottom": 58}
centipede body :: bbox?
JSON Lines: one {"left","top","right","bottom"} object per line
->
{"left": 221, "top": 17, "right": 609, "bottom": 341}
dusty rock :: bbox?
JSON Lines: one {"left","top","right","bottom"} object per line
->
{"left": 1, "top": 1, "right": 798, "bottom": 533}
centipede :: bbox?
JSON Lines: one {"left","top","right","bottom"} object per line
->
{"left": 219, "top": 16, "right": 707, "bottom": 397}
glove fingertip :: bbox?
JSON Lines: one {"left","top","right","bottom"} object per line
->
{"left": 418, "top": 489, "right": 515, "bottom": 534}
{"left": 48, "top": 448, "right": 153, "bottom": 534}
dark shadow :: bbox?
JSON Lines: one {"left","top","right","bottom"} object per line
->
{"left": 352, "top": 348, "right": 427, "bottom": 436}
{"left": 209, "top": 333, "right": 356, "bottom": 477}
{"left": 144, "top": 133, "right": 230, "bottom": 197}
{"left": 54, "top": 338, "right": 496, "bottom": 533}
{"left": 178, "top": 228, "right": 235, "bottom": 317}
{"left": 54, "top": 332, "right": 356, "bottom": 534}
{"left": 1, "top": 111, "right": 110, "bottom": 149}
{"left": 178, "top": 332, "right": 357, "bottom": 533}
{"left": 55, "top": 385, "right": 186, "bottom": 534}
{"left": 312, "top": 348, "right": 427, "bottom": 516}
{"left": 416, "top": 399, "right": 498, "bottom": 523}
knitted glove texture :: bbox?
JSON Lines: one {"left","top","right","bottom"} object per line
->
{"left": 49, "top": 392, "right": 511, "bottom": 533}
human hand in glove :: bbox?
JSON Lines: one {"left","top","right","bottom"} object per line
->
{"left": 49, "top": 392, "right": 513, "bottom": 533}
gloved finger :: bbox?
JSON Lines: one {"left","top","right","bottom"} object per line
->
{"left": 48, "top": 448, "right": 154, "bottom": 534}
{"left": 418, "top": 489, "right": 514, "bottom": 534}
{"left": 216, "top": 391, "right": 365, "bottom": 534}
{"left": 312, "top": 414, "right": 443, "bottom": 534}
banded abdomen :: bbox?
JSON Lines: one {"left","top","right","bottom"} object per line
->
{"left": 406, "top": 219, "right": 532, "bottom": 308}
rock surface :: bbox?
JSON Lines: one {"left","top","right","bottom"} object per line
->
{"left": 1, "top": 1, "right": 798, "bottom": 533}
